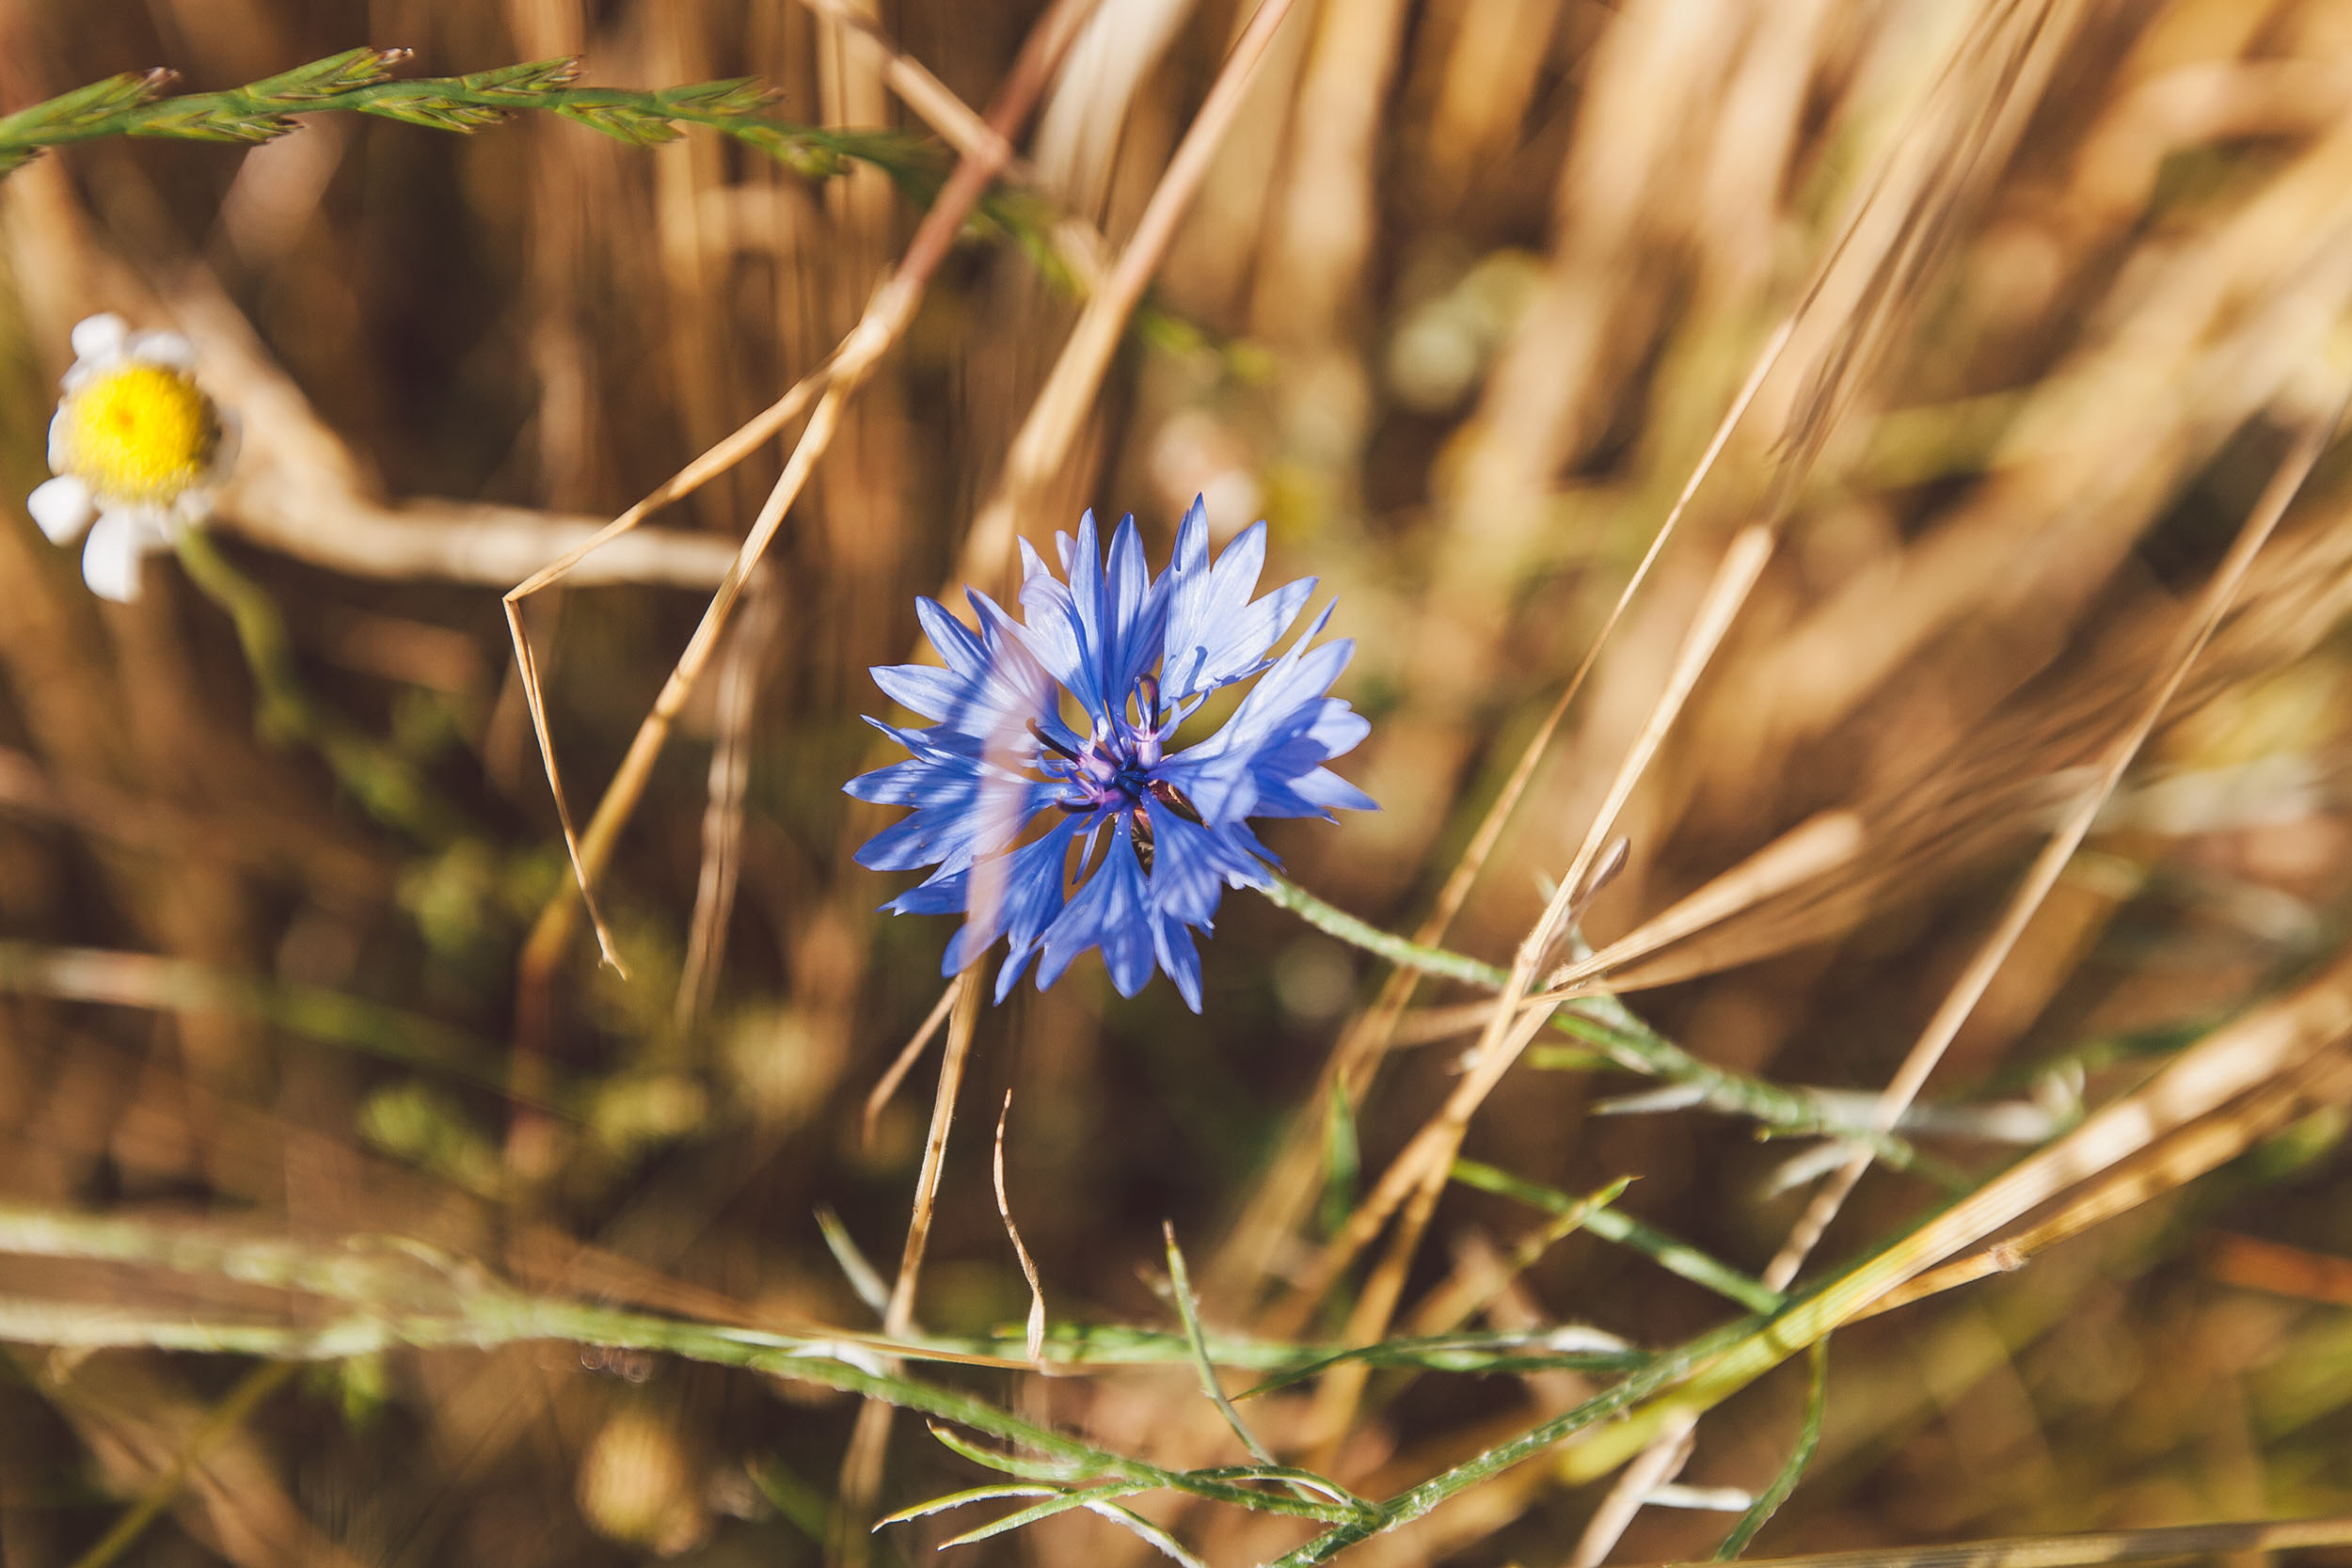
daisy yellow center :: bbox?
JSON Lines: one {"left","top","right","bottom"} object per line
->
{"left": 62, "top": 362, "right": 220, "bottom": 504}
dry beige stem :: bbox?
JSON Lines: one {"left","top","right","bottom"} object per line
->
{"left": 1567, "top": 508, "right": 2352, "bottom": 1003}
{"left": 1656, "top": 1515, "right": 2352, "bottom": 1568}
{"left": 956, "top": 0, "right": 1307, "bottom": 594}
{"left": 1843, "top": 948, "right": 2352, "bottom": 1320}
{"left": 1539, "top": 812, "right": 1865, "bottom": 995}
{"left": 671, "top": 572, "right": 779, "bottom": 1030}
{"left": 834, "top": 965, "right": 983, "bottom": 1551}
{"left": 994, "top": 1090, "right": 1049, "bottom": 1366}
{"left": 863, "top": 975, "right": 965, "bottom": 1145}
{"left": 1570, "top": 1410, "right": 1697, "bottom": 1568}
{"left": 1207, "top": 300, "right": 1799, "bottom": 1307}
{"left": 800, "top": 0, "right": 1020, "bottom": 169}
{"left": 1854, "top": 1046, "right": 2352, "bottom": 1322}
{"left": 1750, "top": 121, "right": 2352, "bottom": 751}
{"left": 166, "top": 285, "right": 742, "bottom": 589}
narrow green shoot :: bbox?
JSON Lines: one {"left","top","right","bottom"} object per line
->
{"left": 1452, "top": 1159, "right": 1787, "bottom": 1315}
{"left": 1715, "top": 1338, "right": 1830, "bottom": 1559}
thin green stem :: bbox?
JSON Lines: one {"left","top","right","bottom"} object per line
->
{"left": 1269, "top": 1313, "right": 1774, "bottom": 1565}
{"left": 1258, "top": 878, "right": 1930, "bottom": 1171}
{"left": 1259, "top": 874, "right": 1506, "bottom": 990}
{"left": 0, "top": 1205, "right": 1652, "bottom": 1382}
{"left": 0, "top": 53, "right": 924, "bottom": 182}
{"left": 518, "top": 1302, "right": 1356, "bottom": 1523}
{"left": 0, "top": 1291, "right": 1642, "bottom": 1384}
{"left": 1164, "top": 1225, "right": 1282, "bottom": 1471}
{"left": 1452, "top": 1159, "right": 1786, "bottom": 1315}
{"left": 174, "top": 528, "right": 468, "bottom": 845}
{"left": 69, "top": 1360, "right": 297, "bottom": 1568}
{"left": 1237, "top": 1327, "right": 1646, "bottom": 1401}
{"left": 1715, "top": 1338, "right": 1828, "bottom": 1559}
{"left": 0, "top": 1281, "right": 1348, "bottom": 1526}
{"left": 1267, "top": 1154, "right": 2041, "bottom": 1564}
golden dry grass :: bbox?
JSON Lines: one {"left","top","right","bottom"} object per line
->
{"left": 6, "top": 1, "right": 2352, "bottom": 1566}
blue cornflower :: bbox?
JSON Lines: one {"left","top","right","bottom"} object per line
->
{"left": 848, "top": 499, "right": 1375, "bottom": 1011}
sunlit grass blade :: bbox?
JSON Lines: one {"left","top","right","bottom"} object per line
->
{"left": 935, "top": 1482, "right": 1152, "bottom": 1546}
{"left": 875, "top": 1482, "right": 1057, "bottom": 1528}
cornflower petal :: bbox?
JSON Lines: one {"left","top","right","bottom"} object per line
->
{"left": 885, "top": 868, "right": 972, "bottom": 916}
{"left": 850, "top": 731, "right": 1058, "bottom": 873}
{"left": 869, "top": 661, "right": 974, "bottom": 724}
{"left": 1038, "top": 817, "right": 1154, "bottom": 997}
{"left": 975, "top": 816, "right": 1084, "bottom": 996}
{"left": 896, "top": 816, "right": 1083, "bottom": 991}
{"left": 1057, "top": 511, "right": 1113, "bottom": 718}
{"left": 917, "top": 594, "right": 993, "bottom": 679}
{"left": 965, "top": 589, "right": 1084, "bottom": 752}
{"left": 1140, "top": 810, "right": 1268, "bottom": 1013}
{"left": 1150, "top": 918, "right": 1203, "bottom": 1011}
{"left": 1163, "top": 501, "right": 1314, "bottom": 702}
{"left": 1160, "top": 604, "right": 1378, "bottom": 827}
{"left": 1150, "top": 809, "right": 1271, "bottom": 918}
{"left": 1098, "top": 513, "right": 1168, "bottom": 707}
{"left": 1013, "top": 547, "right": 1090, "bottom": 715}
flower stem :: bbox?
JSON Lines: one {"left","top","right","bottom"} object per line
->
{"left": 1256, "top": 876, "right": 1506, "bottom": 990}
{"left": 1254, "top": 877, "right": 1931, "bottom": 1171}
{"left": 173, "top": 528, "right": 468, "bottom": 845}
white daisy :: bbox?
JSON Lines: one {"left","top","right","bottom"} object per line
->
{"left": 26, "top": 313, "right": 236, "bottom": 604}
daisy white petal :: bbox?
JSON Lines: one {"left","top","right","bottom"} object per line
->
{"left": 27, "top": 475, "right": 98, "bottom": 544}
{"left": 81, "top": 509, "right": 148, "bottom": 603}
{"left": 127, "top": 330, "right": 198, "bottom": 371}
{"left": 70, "top": 312, "right": 129, "bottom": 362}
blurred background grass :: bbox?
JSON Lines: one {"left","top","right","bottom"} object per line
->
{"left": 8, "top": 0, "right": 2352, "bottom": 1564}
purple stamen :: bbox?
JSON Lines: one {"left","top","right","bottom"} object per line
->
{"left": 1026, "top": 719, "right": 1079, "bottom": 762}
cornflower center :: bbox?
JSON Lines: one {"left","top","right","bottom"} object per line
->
{"left": 1031, "top": 674, "right": 1197, "bottom": 825}
{"left": 61, "top": 362, "right": 221, "bottom": 504}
